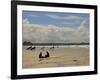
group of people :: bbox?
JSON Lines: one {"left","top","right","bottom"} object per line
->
{"left": 39, "top": 51, "right": 50, "bottom": 58}
{"left": 26, "top": 46, "right": 53, "bottom": 60}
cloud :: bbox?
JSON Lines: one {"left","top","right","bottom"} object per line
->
{"left": 28, "top": 14, "right": 40, "bottom": 18}
{"left": 46, "top": 14, "right": 62, "bottom": 19}
{"left": 22, "top": 19, "right": 89, "bottom": 43}
{"left": 61, "top": 22, "right": 73, "bottom": 25}
{"left": 22, "top": 18, "right": 30, "bottom": 24}
{"left": 65, "top": 16, "right": 82, "bottom": 20}
{"left": 45, "top": 14, "right": 82, "bottom": 20}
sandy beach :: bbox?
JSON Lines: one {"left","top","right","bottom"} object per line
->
{"left": 22, "top": 46, "right": 89, "bottom": 69}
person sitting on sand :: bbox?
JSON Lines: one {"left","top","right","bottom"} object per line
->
{"left": 39, "top": 51, "right": 50, "bottom": 59}
{"left": 31, "top": 46, "right": 36, "bottom": 50}
{"left": 45, "top": 51, "right": 50, "bottom": 58}
{"left": 39, "top": 52, "right": 43, "bottom": 58}
{"left": 26, "top": 46, "right": 32, "bottom": 50}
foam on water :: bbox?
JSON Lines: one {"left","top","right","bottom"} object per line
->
{"left": 23, "top": 45, "right": 89, "bottom": 48}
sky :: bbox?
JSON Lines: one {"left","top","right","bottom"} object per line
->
{"left": 22, "top": 11, "right": 90, "bottom": 43}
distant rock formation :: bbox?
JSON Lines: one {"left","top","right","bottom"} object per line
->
{"left": 23, "top": 41, "right": 33, "bottom": 46}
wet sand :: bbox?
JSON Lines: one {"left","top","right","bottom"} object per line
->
{"left": 22, "top": 46, "right": 89, "bottom": 69}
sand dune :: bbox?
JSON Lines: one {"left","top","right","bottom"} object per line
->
{"left": 22, "top": 46, "right": 89, "bottom": 69}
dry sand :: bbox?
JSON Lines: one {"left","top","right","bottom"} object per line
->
{"left": 22, "top": 46, "right": 89, "bottom": 69}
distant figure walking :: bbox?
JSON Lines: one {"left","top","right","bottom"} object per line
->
{"left": 40, "top": 47, "right": 45, "bottom": 50}
{"left": 50, "top": 46, "right": 54, "bottom": 50}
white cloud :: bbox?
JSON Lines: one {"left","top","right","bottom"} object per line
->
{"left": 61, "top": 22, "right": 72, "bottom": 25}
{"left": 28, "top": 14, "right": 40, "bottom": 18}
{"left": 22, "top": 18, "right": 30, "bottom": 24}
{"left": 22, "top": 19, "right": 89, "bottom": 43}
{"left": 46, "top": 14, "right": 82, "bottom": 20}
{"left": 46, "top": 14, "right": 61, "bottom": 19}
{"left": 65, "top": 16, "right": 82, "bottom": 20}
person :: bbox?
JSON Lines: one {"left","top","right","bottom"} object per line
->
{"left": 31, "top": 46, "right": 36, "bottom": 50}
{"left": 45, "top": 51, "right": 50, "bottom": 58}
{"left": 39, "top": 51, "right": 50, "bottom": 59}
{"left": 26, "top": 46, "right": 32, "bottom": 50}
{"left": 39, "top": 52, "right": 43, "bottom": 58}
